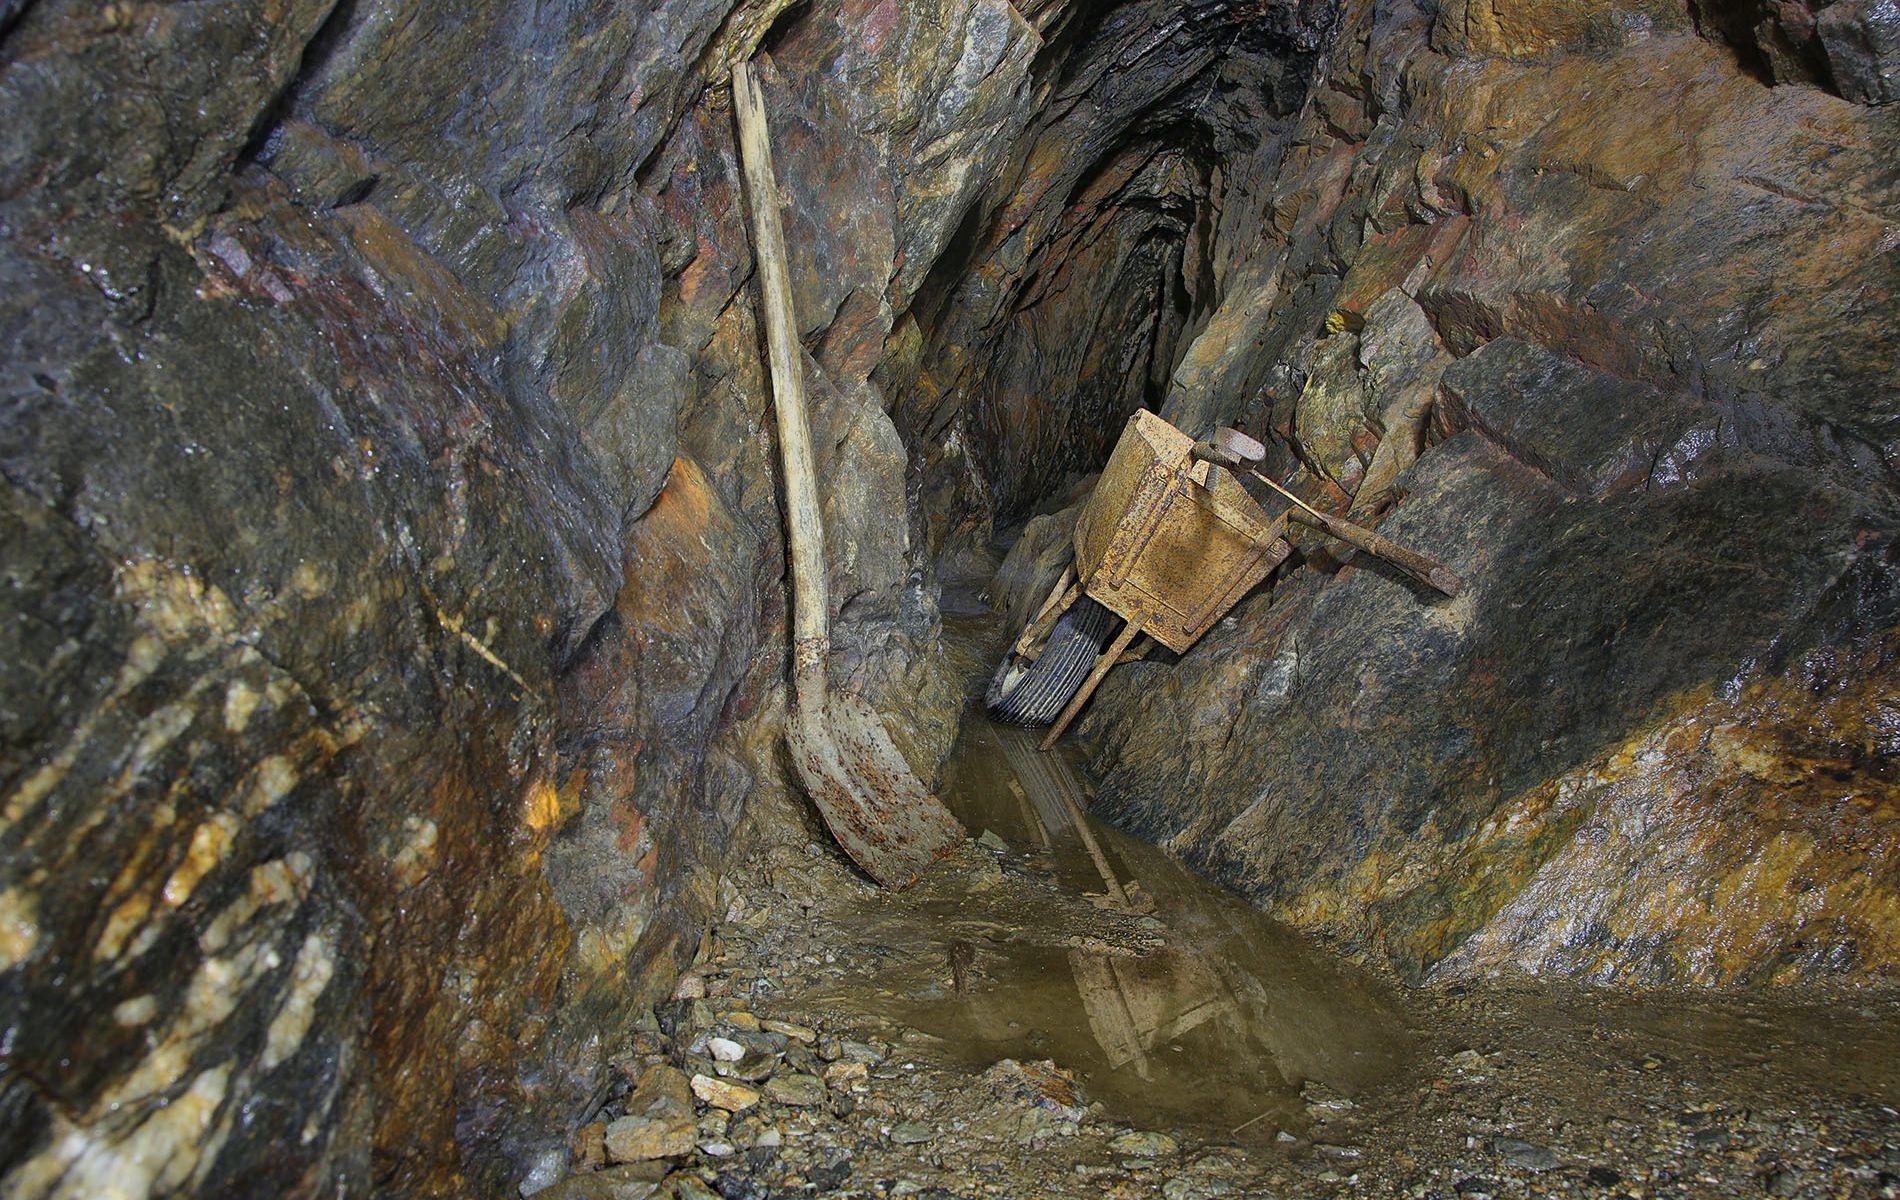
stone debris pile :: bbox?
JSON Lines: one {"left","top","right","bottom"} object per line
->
{"left": 527, "top": 992, "right": 1261, "bottom": 1200}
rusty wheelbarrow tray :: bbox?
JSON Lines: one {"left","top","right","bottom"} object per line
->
{"left": 988, "top": 410, "right": 1461, "bottom": 750}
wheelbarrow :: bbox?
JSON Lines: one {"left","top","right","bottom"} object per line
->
{"left": 987, "top": 411, "right": 1461, "bottom": 749}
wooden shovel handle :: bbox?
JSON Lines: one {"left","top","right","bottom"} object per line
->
{"left": 734, "top": 59, "right": 832, "bottom": 708}
{"left": 1230, "top": 463, "right": 1462, "bottom": 597}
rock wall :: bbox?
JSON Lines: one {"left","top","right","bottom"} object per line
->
{"left": 1072, "top": 0, "right": 1900, "bottom": 986}
{"left": 0, "top": 0, "right": 1158, "bottom": 1193}
{"left": 5, "top": 0, "right": 1893, "bottom": 1191}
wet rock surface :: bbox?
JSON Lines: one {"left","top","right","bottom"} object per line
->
{"left": 0, "top": 0, "right": 1071, "bottom": 1189}
{"left": 0, "top": 0, "right": 1402, "bottom": 1189}
{"left": 5, "top": 0, "right": 1899, "bottom": 1192}
{"left": 1066, "top": 0, "right": 1900, "bottom": 988}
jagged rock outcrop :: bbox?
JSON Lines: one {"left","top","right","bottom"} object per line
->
{"left": 1, "top": 4, "right": 749, "bottom": 1192}
{"left": 3, "top": 0, "right": 1895, "bottom": 1192}
{"left": 1070, "top": 0, "right": 1900, "bottom": 986}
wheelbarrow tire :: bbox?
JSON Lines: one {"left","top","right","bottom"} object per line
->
{"left": 985, "top": 596, "right": 1114, "bottom": 727}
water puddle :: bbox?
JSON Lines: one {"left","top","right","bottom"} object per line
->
{"left": 727, "top": 607, "right": 1900, "bottom": 1189}
{"left": 916, "top": 716, "right": 1414, "bottom": 1142}
{"left": 775, "top": 603, "right": 1419, "bottom": 1147}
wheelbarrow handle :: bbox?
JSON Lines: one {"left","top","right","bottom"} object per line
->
{"left": 1284, "top": 506, "right": 1463, "bottom": 598}
{"left": 1191, "top": 439, "right": 1244, "bottom": 470}
{"left": 1189, "top": 427, "right": 1267, "bottom": 470}
{"left": 1193, "top": 440, "right": 1466, "bottom": 599}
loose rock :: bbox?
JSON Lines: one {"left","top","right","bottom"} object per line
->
{"left": 1492, "top": 1137, "right": 1560, "bottom": 1171}
{"left": 603, "top": 1113, "right": 695, "bottom": 1164}
{"left": 1109, "top": 1131, "right": 1178, "bottom": 1157}
{"left": 762, "top": 1020, "right": 816, "bottom": 1044}
{"left": 891, "top": 1121, "right": 935, "bottom": 1145}
{"left": 691, "top": 1075, "right": 761, "bottom": 1113}
{"left": 763, "top": 1074, "right": 827, "bottom": 1107}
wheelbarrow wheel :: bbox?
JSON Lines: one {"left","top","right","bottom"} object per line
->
{"left": 985, "top": 596, "right": 1114, "bottom": 727}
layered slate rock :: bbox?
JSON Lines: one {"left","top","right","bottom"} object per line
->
{"left": 4, "top": 0, "right": 1897, "bottom": 1195}
{"left": 1072, "top": 0, "right": 1900, "bottom": 986}
{"left": 0, "top": 0, "right": 1084, "bottom": 1193}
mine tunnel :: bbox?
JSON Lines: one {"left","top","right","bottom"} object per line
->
{"left": 2, "top": 0, "right": 1898, "bottom": 1196}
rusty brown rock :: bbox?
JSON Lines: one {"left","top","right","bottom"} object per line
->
{"left": 692, "top": 1074, "right": 763, "bottom": 1112}
{"left": 603, "top": 1066, "right": 698, "bottom": 1162}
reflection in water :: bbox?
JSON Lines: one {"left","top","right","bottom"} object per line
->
{"left": 995, "top": 726, "right": 1218, "bottom": 1079}
{"left": 780, "top": 612, "right": 1900, "bottom": 1156}
{"left": 903, "top": 717, "right": 1411, "bottom": 1140}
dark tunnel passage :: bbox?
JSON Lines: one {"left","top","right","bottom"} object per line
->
{"left": 890, "top": 0, "right": 1334, "bottom": 554}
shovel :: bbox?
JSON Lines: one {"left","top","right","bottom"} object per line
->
{"left": 732, "top": 59, "right": 964, "bottom": 888}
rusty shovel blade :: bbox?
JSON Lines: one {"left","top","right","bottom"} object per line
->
{"left": 785, "top": 689, "right": 963, "bottom": 888}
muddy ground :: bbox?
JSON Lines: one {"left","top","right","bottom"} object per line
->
{"left": 532, "top": 691, "right": 1900, "bottom": 1200}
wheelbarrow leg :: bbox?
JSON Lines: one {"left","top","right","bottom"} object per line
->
{"left": 1032, "top": 567, "right": 1076, "bottom": 627}
{"left": 1012, "top": 573, "right": 1080, "bottom": 662}
{"left": 1040, "top": 616, "right": 1143, "bottom": 751}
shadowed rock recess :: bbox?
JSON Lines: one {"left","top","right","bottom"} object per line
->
{"left": 0, "top": 0, "right": 1893, "bottom": 1195}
